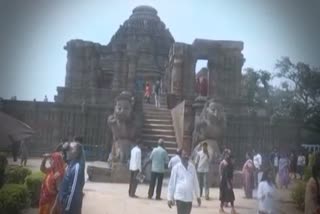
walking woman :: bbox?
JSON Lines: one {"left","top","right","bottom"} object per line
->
{"left": 39, "top": 152, "right": 65, "bottom": 214}
{"left": 242, "top": 152, "right": 254, "bottom": 198}
{"left": 257, "top": 168, "right": 277, "bottom": 214}
{"left": 305, "top": 153, "right": 320, "bottom": 214}
{"left": 219, "top": 151, "right": 237, "bottom": 214}
{"left": 278, "top": 154, "right": 290, "bottom": 189}
{"left": 144, "top": 81, "right": 152, "bottom": 104}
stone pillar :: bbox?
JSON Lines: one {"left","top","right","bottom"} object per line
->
{"left": 235, "top": 53, "right": 245, "bottom": 98}
{"left": 183, "top": 99, "right": 195, "bottom": 154}
{"left": 207, "top": 58, "right": 218, "bottom": 99}
{"left": 112, "top": 52, "right": 121, "bottom": 91}
{"left": 127, "top": 53, "right": 137, "bottom": 91}
{"left": 171, "top": 57, "right": 183, "bottom": 96}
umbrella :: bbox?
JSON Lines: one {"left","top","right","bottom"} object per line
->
{"left": 0, "top": 111, "right": 35, "bottom": 145}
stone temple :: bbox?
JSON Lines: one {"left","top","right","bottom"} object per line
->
{"left": 0, "top": 6, "right": 300, "bottom": 163}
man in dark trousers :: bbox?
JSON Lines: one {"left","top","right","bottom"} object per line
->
{"left": 128, "top": 143, "right": 142, "bottom": 198}
{"left": 167, "top": 149, "right": 201, "bottom": 214}
{"left": 143, "top": 139, "right": 169, "bottom": 200}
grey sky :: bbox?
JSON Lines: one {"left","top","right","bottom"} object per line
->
{"left": 0, "top": 0, "right": 319, "bottom": 101}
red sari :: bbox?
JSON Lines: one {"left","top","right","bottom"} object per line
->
{"left": 39, "top": 152, "right": 65, "bottom": 214}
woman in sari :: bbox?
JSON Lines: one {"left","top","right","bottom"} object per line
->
{"left": 278, "top": 154, "right": 290, "bottom": 189}
{"left": 219, "top": 152, "right": 237, "bottom": 214}
{"left": 242, "top": 152, "right": 254, "bottom": 198}
{"left": 144, "top": 82, "right": 152, "bottom": 104}
{"left": 39, "top": 152, "right": 65, "bottom": 214}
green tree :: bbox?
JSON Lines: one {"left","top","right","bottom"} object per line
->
{"left": 242, "top": 68, "right": 271, "bottom": 106}
{"left": 275, "top": 57, "right": 320, "bottom": 130}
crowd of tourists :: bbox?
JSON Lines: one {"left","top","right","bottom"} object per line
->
{"left": 8, "top": 137, "right": 320, "bottom": 214}
{"left": 129, "top": 141, "right": 320, "bottom": 214}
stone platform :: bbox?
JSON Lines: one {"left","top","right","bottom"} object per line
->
{"left": 87, "top": 162, "right": 130, "bottom": 183}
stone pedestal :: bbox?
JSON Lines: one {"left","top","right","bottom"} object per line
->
{"left": 87, "top": 162, "right": 130, "bottom": 183}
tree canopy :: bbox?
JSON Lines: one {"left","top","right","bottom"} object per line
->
{"left": 243, "top": 57, "right": 320, "bottom": 131}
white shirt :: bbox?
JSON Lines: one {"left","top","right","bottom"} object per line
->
{"left": 196, "top": 151, "right": 210, "bottom": 173}
{"left": 168, "top": 155, "right": 181, "bottom": 169}
{"left": 167, "top": 162, "right": 200, "bottom": 202}
{"left": 297, "top": 155, "right": 306, "bottom": 166}
{"left": 257, "top": 181, "right": 276, "bottom": 213}
{"left": 273, "top": 156, "right": 279, "bottom": 167}
{"left": 129, "top": 146, "right": 141, "bottom": 171}
{"left": 253, "top": 154, "right": 262, "bottom": 169}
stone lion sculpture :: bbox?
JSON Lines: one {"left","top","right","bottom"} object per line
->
{"left": 192, "top": 99, "right": 226, "bottom": 147}
{"left": 191, "top": 99, "right": 226, "bottom": 186}
{"left": 107, "top": 91, "right": 139, "bottom": 163}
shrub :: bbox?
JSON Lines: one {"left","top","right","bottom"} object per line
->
{"left": 5, "top": 166, "right": 31, "bottom": 184}
{"left": 0, "top": 184, "right": 30, "bottom": 214}
{"left": 24, "top": 171, "right": 45, "bottom": 207}
{"left": 0, "top": 153, "right": 8, "bottom": 188}
{"left": 291, "top": 181, "right": 306, "bottom": 210}
{"left": 304, "top": 166, "right": 312, "bottom": 182}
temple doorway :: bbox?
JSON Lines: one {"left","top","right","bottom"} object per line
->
{"left": 195, "top": 59, "right": 209, "bottom": 97}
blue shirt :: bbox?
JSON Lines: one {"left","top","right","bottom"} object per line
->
{"left": 59, "top": 160, "right": 85, "bottom": 212}
{"left": 150, "top": 146, "right": 169, "bottom": 173}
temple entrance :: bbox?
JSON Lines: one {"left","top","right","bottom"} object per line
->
{"left": 195, "top": 59, "right": 209, "bottom": 97}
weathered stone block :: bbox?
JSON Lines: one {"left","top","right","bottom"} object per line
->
{"left": 87, "top": 162, "right": 130, "bottom": 183}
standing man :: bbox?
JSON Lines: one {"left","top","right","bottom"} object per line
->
{"left": 195, "top": 142, "right": 210, "bottom": 200}
{"left": 168, "top": 149, "right": 181, "bottom": 170}
{"left": 20, "top": 140, "right": 28, "bottom": 167}
{"left": 129, "top": 143, "right": 142, "bottom": 198}
{"left": 253, "top": 149, "right": 262, "bottom": 188}
{"left": 59, "top": 142, "right": 85, "bottom": 214}
{"left": 154, "top": 80, "right": 161, "bottom": 108}
{"left": 144, "top": 139, "right": 169, "bottom": 200}
{"left": 167, "top": 149, "right": 201, "bottom": 214}
{"left": 297, "top": 151, "right": 306, "bottom": 180}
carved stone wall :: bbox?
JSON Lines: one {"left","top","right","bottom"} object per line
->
{"left": 0, "top": 100, "right": 113, "bottom": 158}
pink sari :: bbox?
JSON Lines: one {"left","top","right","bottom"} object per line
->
{"left": 242, "top": 159, "right": 254, "bottom": 198}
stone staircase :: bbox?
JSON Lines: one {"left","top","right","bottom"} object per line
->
{"left": 142, "top": 103, "right": 177, "bottom": 157}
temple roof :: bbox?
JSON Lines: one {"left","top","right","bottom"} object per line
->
{"left": 109, "top": 5, "right": 174, "bottom": 52}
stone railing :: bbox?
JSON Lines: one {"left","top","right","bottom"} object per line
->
{"left": 170, "top": 100, "right": 185, "bottom": 149}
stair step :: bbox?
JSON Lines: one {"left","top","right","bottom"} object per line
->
{"left": 142, "top": 134, "right": 176, "bottom": 141}
{"left": 143, "top": 140, "right": 176, "bottom": 149}
{"left": 143, "top": 123, "right": 174, "bottom": 128}
{"left": 142, "top": 128, "right": 175, "bottom": 135}
{"left": 144, "top": 110, "right": 171, "bottom": 114}
{"left": 166, "top": 147, "right": 178, "bottom": 154}
{"left": 144, "top": 115, "right": 172, "bottom": 120}
{"left": 143, "top": 139, "right": 176, "bottom": 145}
{"left": 143, "top": 126, "right": 174, "bottom": 132}
{"left": 143, "top": 105, "right": 168, "bottom": 111}
{"left": 144, "top": 118, "right": 172, "bottom": 125}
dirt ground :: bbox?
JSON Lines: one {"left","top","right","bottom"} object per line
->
{"left": 14, "top": 158, "right": 302, "bottom": 214}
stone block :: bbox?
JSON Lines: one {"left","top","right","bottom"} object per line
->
{"left": 87, "top": 162, "right": 130, "bottom": 183}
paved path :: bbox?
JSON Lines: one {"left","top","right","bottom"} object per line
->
{"left": 15, "top": 158, "right": 302, "bottom": 214}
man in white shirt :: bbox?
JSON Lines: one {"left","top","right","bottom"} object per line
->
{"left": 129, "top": 143, "right": 142, "bottom": 198}
{"left": 195, "top": 142, "right": 210, "bottom": 200}
{"left": 297, "top": 152, "right": 306, "bottom": 180}
{"left": 253, "top": 150, "right": 262, "bottom": 188}
{"left": 168, "top": 149, "right": 181, "bottom": 170}
{"left": 167, "top": 149, "right": 201, "bottom": 214}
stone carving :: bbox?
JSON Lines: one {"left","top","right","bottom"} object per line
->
{"left": 107, "top": 91, "right": 139, "bottom": 163}
{"left": 192, "top": 99, "right": 226, "bottom": 146}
